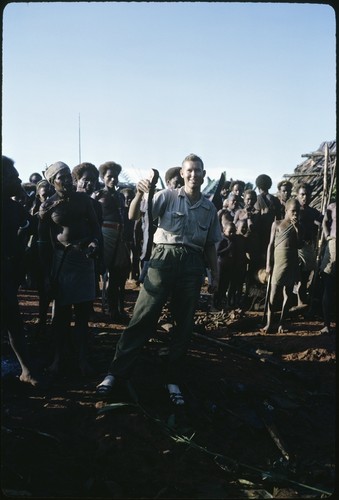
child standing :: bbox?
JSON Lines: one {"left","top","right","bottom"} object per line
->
{"left": 230, "top": 219, "right": 249, "bottom": 308}
{"left": 213, "top": 218, "right": 236, "bottom": 309}
{"left": 263, "top": 198, "right": 303, "bottom": 333}
{"left": 217, "top": 193, "right": 238, "bottom": 223}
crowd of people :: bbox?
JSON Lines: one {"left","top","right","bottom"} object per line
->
{"left": 1, "top": 154, "right": 336, "bottom": 405}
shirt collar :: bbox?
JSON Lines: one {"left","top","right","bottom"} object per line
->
{"left": 178, "top": 186, "right": 211, "bottom": 210}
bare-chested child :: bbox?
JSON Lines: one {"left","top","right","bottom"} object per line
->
{"left": 231, "top": 219, "right": 249, "bottom": 308}
{"left": 217, "top": 193, "right": 237, "bottom": 224}
{"left": 213, "top": 218, "right": 236, "bottom": 309}
{"left": 262, "top": 198, "right": 303, "bottom": 334}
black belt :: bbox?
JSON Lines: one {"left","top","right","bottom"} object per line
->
{"left": 155, "top": 243, "right": 202, "bottom": 254}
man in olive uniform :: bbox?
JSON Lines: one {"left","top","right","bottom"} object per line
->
{"left": 96, "top": 154, "right": 221, "bottom": 406}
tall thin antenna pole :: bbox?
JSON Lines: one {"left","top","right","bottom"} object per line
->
{"left": 78, "top": 112, "right": 82, "bottom": 164}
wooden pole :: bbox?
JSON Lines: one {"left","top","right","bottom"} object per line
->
{"left": 321, "top": 142, "right": 329, "bottom": 215}
{"left": 78, "top": 113, "right": 82, "bottom": 164}
{"left": 328, "top": 158, "right": 337, "bottom": 203}
{"left": 316, "top": 144, "right": 330, "bottom": 258}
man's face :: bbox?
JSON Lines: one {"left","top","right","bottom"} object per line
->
{"left": 123, "top": 192, "right": 134, "bottom": 207}
{"left": 226, "top": 197, "right": 237, "bottom": 210}
{"left": 53, "top": 168, "right": 73, "bottom": 194}
{"left": 223, "top": 223, "right": 235, "bottom": 238}
{"left": 38, "top": 186, "right": 50, "bottom": 202}
{"left": 297, "top": 188, "right": 309, "bottom": 207}
{"left": 180, "top": 161, "right": 205, "bottom": 189}
{"left": 103, "top": 169, "right": 119, "bottom": 189}
{"left": 232, "top": 184, "right": 242, "bottom": 196}
{"left": 279, "top": 185, "right": 292, "bottom": 202}
{"left": 244, "top": 193, "right": 255, "bottom": 208}
{"left": 167, "top": 174, "right": 183, "bottom": 189}
{"left": 77, "top": 171, "right": 97, "bottom": 194}
{"left": 3, "top": 165, "right": 23, "bottom": 197}
{"left": 286, "top": 204, "right": 299, "bottom": 223}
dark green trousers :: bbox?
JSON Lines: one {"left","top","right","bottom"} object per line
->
{"left": 108, "top": 244, "right": 205, "bottom": 384}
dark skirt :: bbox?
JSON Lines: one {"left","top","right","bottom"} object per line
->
{"left": 52, "top": 247, "right": 96, "bottom": 306}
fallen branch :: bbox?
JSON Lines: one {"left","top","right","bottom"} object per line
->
{"left": 191, "top": 331, "right": 307, "bottom": 382}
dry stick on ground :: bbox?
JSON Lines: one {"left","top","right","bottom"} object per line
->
{"left": 191, "top": 331, "right": 308, "bottom": 382}
{"left": 262, "top": 273, "right": 272, "bottom": 327}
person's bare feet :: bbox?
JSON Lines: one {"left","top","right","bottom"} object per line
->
{"left": 260, "top": 325, "right": 274, "bottom": 334}
{"left": 19, "top": 372, "right": 39, "bottom": 387}
{"left": 277, "top": 325, "right": 289, "bottom": 334}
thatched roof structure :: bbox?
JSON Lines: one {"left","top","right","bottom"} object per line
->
{"left": 283, "top": 141, "right": 336, "bottom": 213}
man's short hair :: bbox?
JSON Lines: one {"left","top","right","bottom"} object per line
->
{"left": 243, "top": 189, "right": 257, "bottom": 201}
{"left": 255, "top": 174, "right": 272, "bottom": 190}
{"left": 277, "top": 180, "right": 292, "bottom": 191}
{"left": 182, "top": 154, "right": 204, "bottom": 169}
{"left": 36, "top": 179, "right": 50, "bottom": 192}
{"left": 230, "top": 179, "right": 245, "bottom": 191}
{"left": 29, "top": 172, "right": 43, "bottom": 183}
{"left": 98, "top": 161, "right": 122, "bottom": 180}
{"left": 297, "top": 181, "right": 311, "bottom": 194}
{"left": 72, "top": 162, "right": 99, "bottom": 181}
{"left": 165, "top": 166, "right": 181, "bottom": 184}
{"left": 285, "top": 198, "right": 300, "bottom": 210}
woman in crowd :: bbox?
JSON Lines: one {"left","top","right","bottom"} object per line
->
{"left": 92, "top": 161, "right": 130, "bottom": 323}
{"left": 38, "top": 161, "right": 101, "bottom": 376}
{"left": 72, "top": 162, "right": 104, "bottom": 317}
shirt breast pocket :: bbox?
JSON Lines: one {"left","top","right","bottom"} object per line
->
{"left": 170, "top": 211, "right": 185, "bottom": 234}
{"left": 193, "top": 222, "right": 209, "bottom": 245}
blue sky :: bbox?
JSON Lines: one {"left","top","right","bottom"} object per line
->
{"left": 2, "top": 1, "right": 336, "bottom": 191}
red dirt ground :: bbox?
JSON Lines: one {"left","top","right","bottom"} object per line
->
{"left": 1, "top": 282, "right": 336, "bottom": 499}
